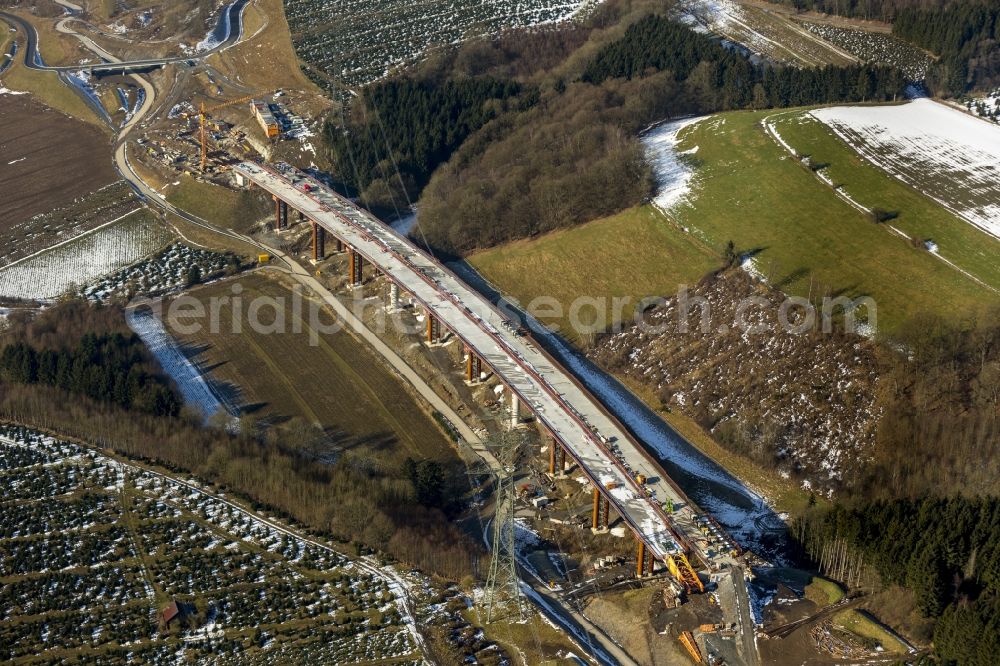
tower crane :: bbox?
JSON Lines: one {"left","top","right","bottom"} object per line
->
{"left": 182, "top": 92, "right": 268, "bottom": 171}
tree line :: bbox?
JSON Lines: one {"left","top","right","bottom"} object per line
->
{"left": 894, "top": 2, "right": 1000, "bottom": 94}
{"left": 583, "top": 15, "right": 909, "bottom": 102}
{"left": 795, "top": 497, "right": 1000, "bottom": 664}
{"left": 772, "top": 0, "right": 999, "bottom": 94}
{"left": 0, "top": 337, "right": 180, "bottom": 418}
{"left": 774, "top": 0, "right": 951, "bottom": 22}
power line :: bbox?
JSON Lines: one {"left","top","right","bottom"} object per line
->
{"left": 483, "top": 425, "right": 527, "bottom": 623}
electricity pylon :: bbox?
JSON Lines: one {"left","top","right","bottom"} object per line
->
{"left": 483, "top": 425, "right": 527, "bottom": 623}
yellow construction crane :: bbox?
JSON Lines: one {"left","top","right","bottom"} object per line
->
{"left": 183, "top": 93, "right": 265, "bottom": 171}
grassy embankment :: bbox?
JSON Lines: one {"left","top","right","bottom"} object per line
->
{"left": 0, "top": 19, "right": 11, "bottom": 57}
{"left": 473, "top": 109, "right": 998, "bottom": 340}
{"left": 462, "top": 608, "right": 589, "bottom": 666}
{"left": 165, "top": 174, "right": 254, "bottom": 231}
{"left": 770, "top": 110, "right": 1000, "bottom": 292}
{"left": 470, "top": 205, "right": 718, "bottom": 345}
{"left": 666, "top": 110, "right": 998, "bottom": 333}
{"left": 833, "top": 609, "right": 909, "bottom": 654}
{"left": 173, "top": 273, "right": 456, "bottom": 462}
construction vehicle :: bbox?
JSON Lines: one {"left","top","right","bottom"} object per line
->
{"left": 257, "top": 253, "right": 271, "bottom": 264}
{"left": 635, "top": 473, "right": 647, "bottom": 484}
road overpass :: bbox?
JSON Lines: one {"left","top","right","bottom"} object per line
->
{"left": 0, "top": 0, "right": 247, "bottom": 74}
{"left": 233, "top": 161, "right": 743, "bottom": 591}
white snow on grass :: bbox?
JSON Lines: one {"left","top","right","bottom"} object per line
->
{"left": 811, "top": 98, "right": 1000, "bottom": 240}
{"left": 126, "top": 308, "right": 226, "bottom": 423}
{"left": 0, "top": 211, "right": 172, "bottom": 301}
{"left": 642, "top": 117, "right": 705, "bottom": 213}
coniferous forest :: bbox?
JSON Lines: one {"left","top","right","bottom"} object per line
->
{"left": 0, "top": 304, "right": 180, "bottom": 417}
{"left": 774, "top": 0, "right": 1000, "bottom": 94}
{"left": 0, "top": 336, "right": 181, "bottom": 417}
{"left": 324, "top": 77, "right": 531, "bottom": 212}
{"left": 894, "top": 3, "right": 1000, "bottom": 93}
{"left": 582, "top": 15, "right": 908, "bottom": 103}
{"left": 796, "top": 498, "right": 1000, "bottom": 665}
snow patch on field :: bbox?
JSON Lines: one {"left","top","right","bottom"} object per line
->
{"left": 811, "top": 99, "right": 1000, "bottom": 240}
{"left": 0, "top": 211, "right": 172, "bottom": 301}
{"left": 642, "top": 117, "right": 705, "bottom": 213}
{"left": 126, "top": 308, "right": 227, "bottom": 423}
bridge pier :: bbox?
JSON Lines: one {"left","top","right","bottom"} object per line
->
{"left": 349, "top": 250, "right": 364, "bottom": 286}
{"left": 335, "top": 238, "right": 345, "bottom": 254}
{"left": 311, "top": 222, "right": 325, "bottom": 262}
{"left": 425, "top": 312, "right": 441, "bottom": 344}
{"left": 273, "top": 197, "right": 288, "bottom": 231}
{"left": 548, "top": 438, "right": 568, "bottom": 476}
{"left": 388, "top": 282, "right": 400, "bottom": 311}
{"left": 465, "top": 348, "right": 482, "bottom": 383}
{"left": 510, "top": 392, "right": 521, "bottom": 428}
{"left": 635, "top": 537, "right": 655, "bottom": 578}
{"left": 591, "top": 488, "right": 610, "bottom": 533}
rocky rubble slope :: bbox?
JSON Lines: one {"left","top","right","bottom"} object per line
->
{"left": 590, "top": 270, "right": 881, "bottom": 493}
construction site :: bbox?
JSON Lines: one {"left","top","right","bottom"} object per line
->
{"left": 0, "top": 0, "right": 936, "bottom": 661}
{"left": 142, "top": 90, "right": 314, "bottom": 180}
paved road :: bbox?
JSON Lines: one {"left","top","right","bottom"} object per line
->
{"left": 0, "top": 0, "right": 248, "bottom": 73}
{"left": 732, "top": 566, "right": 760, "bottom": 666}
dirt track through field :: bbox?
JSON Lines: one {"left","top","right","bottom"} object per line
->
{"left": 0, "top": 92, "right": 116, "bottom": 226}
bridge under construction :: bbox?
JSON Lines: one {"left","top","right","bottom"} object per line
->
{"left": 233, "top": 161, "right": 746, "bottom": 593}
